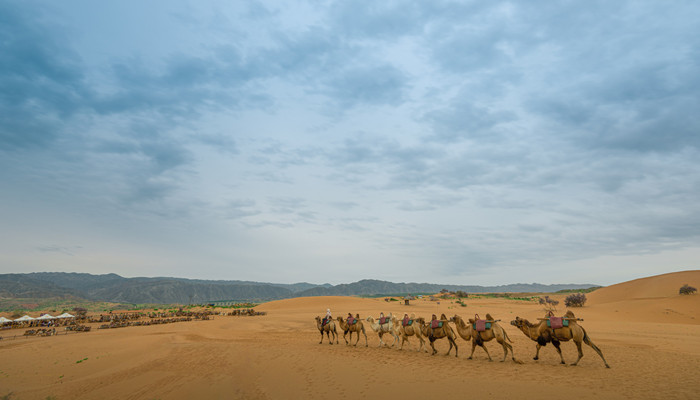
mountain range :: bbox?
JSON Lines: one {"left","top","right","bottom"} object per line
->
{"left": 0, "top": 272, "right": 598, "bottom": 304}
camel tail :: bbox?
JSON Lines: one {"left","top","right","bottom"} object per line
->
{"left": 503, "top": 329, "right": 514, "bottom": 344}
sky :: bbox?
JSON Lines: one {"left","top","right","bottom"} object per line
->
{"left": 1, "top": 1, "right": 699, "bottom": 286}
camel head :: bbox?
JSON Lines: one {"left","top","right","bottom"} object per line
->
{"left": 315, "top": 316, "right": 321, "bottom": 322}
{"left": 510, "top": 317, "right": 525, "bottom": 328}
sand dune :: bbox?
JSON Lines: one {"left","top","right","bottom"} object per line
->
{"left": 2, "top": 271, "right": 700, "bottom": 399}
{"left": 588, "top": 270, "right": 700, "bottom": 303}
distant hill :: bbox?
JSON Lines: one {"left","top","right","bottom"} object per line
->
{"left": 0, "top": 272, "right": 598, "bottom": 305}
{"left": 295, "top": 279, "right": 598, "bottom": 297}
{"left": 0, "top": 274, "right": 81, "bottom": 299}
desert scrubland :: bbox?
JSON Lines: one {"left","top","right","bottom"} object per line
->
{"left": 1, "top": 270, "right": 699, "bottom": 399}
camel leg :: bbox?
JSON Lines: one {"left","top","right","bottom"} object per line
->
{"left": 468, "top": 341, "right": 477, "bottom": 359}
{"left": 499, "top": 339, "right": 509, "bottom": 362}
{"left": 572, "top": 340, "right": 584, "bottom": 366}
{"left": 583, "top": 335, "right": 611, "bottom": 368}
{"left": 354, "top": 330, "right": 360, "bottom": 347}
{"left": 400, "top": 335, "right": 407, "bottom": 350}
{"left": 429, "top": 337, "right": 438, "bottom": 355}
{"left": 319, "top": 330, "right": 324, "bottom": 344}
{"left": 552, "top": 340, "right": 566, "bottom": 364}
{"left": 327, "top": 330, "right": 333, "bottom": 345}
{"left": 534, "top": 344, "right": 541, "bottom": 360}
{"left": 419, "top": 336, "right": 428, "bottom": 353}
{"left": 363, "top": 329, "right": 368, "bottom": 347}
{"left": 450, "top": 336, "right": 458, "bottom": 357}
{"left": 334, "top": 327, "right": 339, "bottom": 344}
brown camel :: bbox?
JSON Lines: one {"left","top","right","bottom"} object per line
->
{"left": 510, "top": 316, "right": 566, "bottom": 364}
{"left": 315, "top": 316, "right": 338, "bottom": 345}
{"left": 511, "top": 311, "right": 610, "bottom": 368}
{"left": 336, "top": 316, "right": 368, "bottom": 347}
{"left": 416, "top": 314, "right": 458, "bottom": 357}
{"left": 537, "top": 311, "right": 610, "bottom": 368}
{"left": 392, "top": 314, "right": 428, "bottom": 353}
{"left": 461, "top": 314, "right": 522, "bottom": 363}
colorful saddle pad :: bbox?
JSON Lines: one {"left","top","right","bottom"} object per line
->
{"left": 473, "top": 320, "right": 492, "bottom": 332}
{"left": 430, "top": 320, "right": 443, "bottom": 329}
{"left": 547, "top": 317, "right": 568, "bottom": 329}
{"left": 379, "top": 317, "right": 388, "bottom": 324}
{"left": 322, "top": 317, "right": 330, "bottom": 326}
{"left": 347, "top": 317, "right": 356, "bottom": 325}
{"left": 402, "top": 318, "right": 413, "bottom": 327}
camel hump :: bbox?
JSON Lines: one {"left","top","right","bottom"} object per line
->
{"left": 564, "top": 310, "right": 575, "bottom": 318}
{"left": 440, "top": 313, "right": 447, "bottom": 320}
{"left": 485, "top": 313, "right": 494, "bottom": 321}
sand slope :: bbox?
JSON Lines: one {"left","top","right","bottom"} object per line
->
{"left": 2, "top": 271, "right": 700, "bottom": 399}
{"left": 588, "top": 270, "right": 700, "bottom": 303}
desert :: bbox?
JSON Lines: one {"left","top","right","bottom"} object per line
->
{"left": 1, "top": 270, "right": 699, "bottom": 400}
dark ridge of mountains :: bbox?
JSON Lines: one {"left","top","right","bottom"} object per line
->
{"left": 0, "top": 273, "right": 599, "bottom": 304}
{"left": 294, "top": 279, "right": 598, "bottom": 297}
{"left": 0, "top": 274, "right": 82, "bottom": 299}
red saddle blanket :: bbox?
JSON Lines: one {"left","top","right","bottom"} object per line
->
{"left": 322, "top": 317, "right": 330, "bottom": 326}
{"left": 474, "top": 320, "right": 490, "bottom": 332}
{"left": 347, "top": 317, "right": 357, "bottom": 325}
{"left": 402, "top": 318, "right": 413, "bottom": 327}
{"left": 430, "top": 320, "right": 443, "bottom": 329}
{"left": 547, "top": 317, "right": 568, "bottom": 329}
{"left": 379, "top": 317, "right": 388, "bottom": 324}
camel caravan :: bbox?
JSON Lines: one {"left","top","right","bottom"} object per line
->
{"left": 315, "top": 310, "right": 610, "bottom": 368}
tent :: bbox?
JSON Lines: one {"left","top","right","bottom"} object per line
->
{"left": 14, "top": 315, "right": 35, "bottom": 322}
{"left": 56, "top": 313, "right": 75, "bottom": 318}
{"left": 36, "top": 314, "right": 55, "bottom": 320}
{"left": 0, "top": 316, "right": 12, "bottom": 324}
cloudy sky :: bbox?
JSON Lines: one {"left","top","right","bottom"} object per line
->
{"left": 1, "top": 1, "right": 699, "bottom": 286}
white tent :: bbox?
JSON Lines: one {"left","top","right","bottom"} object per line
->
{"left": 0, "top": 316, "right": 12, "bottom": 324}
{"left": 36, "top": 314, "right": 55, "bottom": 320}
{"left": 56, "top": 313, "right": 75, "bottom": 318}
{"left": 14, "top": 315, "right": 35, "bottom": 322}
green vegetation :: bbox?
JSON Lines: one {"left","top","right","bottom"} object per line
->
{"left": 75, "top": 358, "right": 88, "bottom": 364}
{"left": 468, "top": 293, "right": 538, "bottom": 301}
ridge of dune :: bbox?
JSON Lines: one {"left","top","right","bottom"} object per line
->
{"left": 588, "top": 269, "right": 700, "bottom": 304}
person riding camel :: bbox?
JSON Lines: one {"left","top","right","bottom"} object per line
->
{"left": 403, "top": 313, "right": 410, "bottom": 326}
{"left": 379, "top": 312, "right": 386, "bottom": 324}
{"left": 347, "top": 312, "right": 355, "bottom": 324}
{"left": 322, "top": 308, "right": 332, "bottom": 326}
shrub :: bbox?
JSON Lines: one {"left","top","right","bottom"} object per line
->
{"left": 679, "top": 284, "right": 697, "bottom": 295}
{"left": 455, "top": 290, "right": 468, "bottom": 298}
{"left": 565, "top": 293, "right": 587, "bottom": 307}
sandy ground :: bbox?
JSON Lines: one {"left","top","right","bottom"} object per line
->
{"left": 1, "top": 270, "right": 699, "bottom": 400}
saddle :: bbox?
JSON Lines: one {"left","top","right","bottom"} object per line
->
{"left": 322, "top": 317, "right": 330, "bottom": 326}
{"left": 379, "top": 316, "right": 388, "bottom": 325}
{"left": 347, "top": 317, "right": 357, "bottom": 325}
{"left": 402, "top": 318, "right": 413, "bottom": 327}
{"left": 430, "top": 320, "right": 443, "bottom": 329}
{"left": 472, "top": 314, "right": 492, "bottom": 332}
{"left": 547, "top": 317, "right": 568, "bottom": 329}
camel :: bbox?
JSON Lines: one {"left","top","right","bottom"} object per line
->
{"left": 459, "top": 314, "right": 521, "bottom": 363}
{"left": 416, "top": 314, "right": 458, "bottom": 357}
{"left": 510, "top": 316, "right": 566, "bottom": 364}
{"left": 511, "top": 311, "right": 610, "bottom": 368}
{"left": 366, "top": 314, "right": 400, "bottom": 348}
{"left": 315, "top": 316, "right": 338, "bottom": 345}
{"left": 392, "top": 314, "right": 428, "bottom": 353}
{"left": 336, "top": 316, "right": 368, "bottom": 347}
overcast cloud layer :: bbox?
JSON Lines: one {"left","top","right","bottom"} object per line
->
{"left": 1, "top": 1, "right": 699, "bottom": 286}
